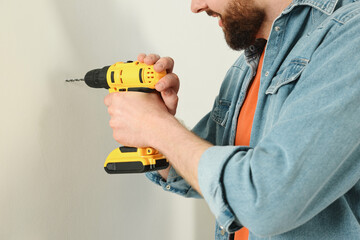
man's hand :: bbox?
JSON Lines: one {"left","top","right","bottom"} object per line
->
{"left": 104, "top": 91, "right": 170, "bottom": 148}
{"left": 137, "top": 53, "right": 179, "bottom": 115}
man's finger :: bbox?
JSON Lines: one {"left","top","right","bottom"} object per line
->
{"left": 161, "top": 89, "right": 179, "bottom": 116}
{"left": 155, "top": 73, "right": 180, "bottom": 93}
{"left": 104, "top": 94, "right": 112, "bottom": 107}
{"left": 154, "top": 57, "right": 174, "bottom": 73}
{"left": 137, "top": 53, "right": 147, "bottom": 62}
{"left": 144, "top": 54, "right": 161, "bottom": 65}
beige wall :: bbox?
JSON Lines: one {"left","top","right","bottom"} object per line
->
{"left": 0, "top": 0, "right": 239, "bottom": 239}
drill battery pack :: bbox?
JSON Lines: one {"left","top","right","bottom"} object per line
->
{"left": 104, "top": 146, "right": 169, "bottom": 174}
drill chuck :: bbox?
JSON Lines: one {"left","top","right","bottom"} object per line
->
{"left": 84, "top": 66, "right": 110, "bottom": 89}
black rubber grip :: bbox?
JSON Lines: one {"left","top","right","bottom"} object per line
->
{"left": 128, "top": 87, "right": 157, "bottom": 93}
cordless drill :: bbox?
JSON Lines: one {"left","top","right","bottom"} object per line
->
{"left": 66, "top": 61, "right": 169, "bottom": 174}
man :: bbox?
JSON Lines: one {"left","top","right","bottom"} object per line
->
{"left": 104, "top": 0, "right": 360, "bottom": 239}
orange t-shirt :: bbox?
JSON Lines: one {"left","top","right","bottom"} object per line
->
{"left": 234, "top": 49, "right": 265, "bottom": 240}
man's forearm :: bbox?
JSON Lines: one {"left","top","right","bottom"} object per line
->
{"left": 152, "top": 115, "right": 213, "bottom": 196}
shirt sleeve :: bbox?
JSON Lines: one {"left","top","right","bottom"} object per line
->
{"left": 198, "top": 14, "right": 360, "bottom": 237}
{"left": 145, "top": 167, "right": 202, "bottom": 198}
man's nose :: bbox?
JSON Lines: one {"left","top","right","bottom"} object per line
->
{"left": 191, "top": 0, "right": 207, "bottom": 13}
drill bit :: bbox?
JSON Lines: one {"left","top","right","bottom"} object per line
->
{"left": 65, "top": 79, "right": 85, "bottom": 83}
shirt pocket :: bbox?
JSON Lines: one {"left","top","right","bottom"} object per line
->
{"left": 211, "top": 98, "right": 231, "bottom": 127}
{"left": 265, "top": 58, "right": 309, "bottom": 95}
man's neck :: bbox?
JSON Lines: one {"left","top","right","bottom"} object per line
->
{"left": 256, "top": 0, "right": 293, "bottom": 39}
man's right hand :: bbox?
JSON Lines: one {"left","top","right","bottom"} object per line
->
{"left": 137, "top": 53, "right": 180, "bottom": 116}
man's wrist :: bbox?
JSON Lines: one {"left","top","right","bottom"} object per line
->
{"left": 157, "top": 165, "right": 171, "bottom": 181}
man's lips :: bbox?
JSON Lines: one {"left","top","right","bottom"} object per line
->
{"left": 206, "top": 9, "right": 220, "bottom": 17}
{"left": 206, "top": 10, "right": 223, "bottom": 27}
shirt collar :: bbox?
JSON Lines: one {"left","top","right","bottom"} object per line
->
{"left": 287, "top": 0, "right": 339, "bottom": 15}
{"left": 244, "top": 38, "right": 267, "bottom": 77}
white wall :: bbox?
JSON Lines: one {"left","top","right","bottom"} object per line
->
{"left": 0, "top": 0, "right": 240, "bottom": 239}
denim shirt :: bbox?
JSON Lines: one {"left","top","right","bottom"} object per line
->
{"left": 146, "top": 0, "right": 360, "bottom": 239}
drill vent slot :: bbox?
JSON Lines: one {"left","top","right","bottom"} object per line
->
{"left": 139, "top": 68, "right": 143, "bottom": 83}
{"left": 111, "top": 71, "right": 115, "bottom": 83}
{"left": 119, "top": 70, "right": 123, "bottom": 83}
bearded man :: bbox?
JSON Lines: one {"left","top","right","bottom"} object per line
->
{"left": 104, "top": 0, "right": 360, "bottom": 239}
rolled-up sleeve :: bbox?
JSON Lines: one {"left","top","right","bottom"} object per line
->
{"left": 145, "top": 167, "right": 202, "bottom": 198}
{"left": 198, "top": 145, "right": 251, "bottom": 233}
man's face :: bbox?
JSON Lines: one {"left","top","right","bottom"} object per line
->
{"left": 191, "top": 0, "right": 265, "bottom": 50}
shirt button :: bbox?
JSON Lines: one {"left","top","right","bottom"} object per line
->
{"left": 165, "top": 185, "right": 171, "bottom": 190}
{"left": 220, "top": 226, "right": 225, "bottom": 235}
{"left": 265, "top": 71, "right": 269, "bottom": 77}
{"left": 274, "top": 26, "right": 281, "bottom": 32}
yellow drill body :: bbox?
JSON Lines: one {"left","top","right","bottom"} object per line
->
{"left": 107, "top": 61, "right": 166, "bottom": 92}
{"left": 76, "top": 61, "right": 169, "bottom": 174}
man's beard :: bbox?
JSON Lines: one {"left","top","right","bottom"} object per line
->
{"left": 222, "top": 0, "right": 265, "bottom": 50}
